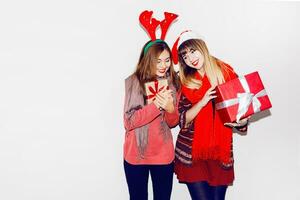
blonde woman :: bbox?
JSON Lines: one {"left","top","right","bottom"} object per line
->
{"left": 172, "top": 30, "right": 249, "bottom": 200}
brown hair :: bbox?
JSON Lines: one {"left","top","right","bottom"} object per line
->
{"left": 134, "top": 40, "right": 179, "bottom": 94}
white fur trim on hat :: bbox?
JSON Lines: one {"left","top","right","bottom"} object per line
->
{"left": 177, "top": 30, "right": 199, "bottom": 48}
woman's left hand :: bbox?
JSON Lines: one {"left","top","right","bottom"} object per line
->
{"left": 155, "top": 89, "right": 175, "bottom": 113}
{"left": 224, "top": 116, "right": 250, "bottom": 128}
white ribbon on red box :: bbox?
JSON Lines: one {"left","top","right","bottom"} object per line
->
{"left": 215, "top": 76, "right": 267, "bottom": 122}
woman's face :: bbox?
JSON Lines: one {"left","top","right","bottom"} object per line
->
{"left": 155, "top": 49, "right": 171, "bottom": 77}
{"left": 181, "top": 48, "right": 204, "bottom": 70}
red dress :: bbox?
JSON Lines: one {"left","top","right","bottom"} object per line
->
{"left": 174, "top": 63, "right": 238, "bottom": 186}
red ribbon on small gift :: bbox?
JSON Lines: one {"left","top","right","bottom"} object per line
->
{"left": 146, "top": 80, "right": 166, "bottom": 100}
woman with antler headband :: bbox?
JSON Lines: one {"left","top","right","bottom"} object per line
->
{"left": 172, "top": 30, "right": 249, "bottom": 200}
{"left": 123, "top": 11, "right": 180, "bottom": 200}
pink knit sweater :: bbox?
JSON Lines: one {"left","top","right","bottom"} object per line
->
{"left": 123, "top": 102, "right": 179, "bottom": 165}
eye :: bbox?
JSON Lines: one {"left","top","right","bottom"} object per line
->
{"left": 190, "top": 49, "right": 195, "bottom": 53}
{"left": 165, "top": 58, "right": 170, "bottom": 63}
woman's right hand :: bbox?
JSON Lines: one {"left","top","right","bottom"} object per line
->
{"left": 198, "top": 86, "right": 217, "bottom": 107}
{"left": 153, "top": 89, "right": 175, "bottom": 113}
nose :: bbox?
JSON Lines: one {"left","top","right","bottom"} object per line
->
{"left": 159, "top": 61, "right": 167, "bottom": 69}
{"left": 188, "top": 54, "right": 194, "bottom": 62}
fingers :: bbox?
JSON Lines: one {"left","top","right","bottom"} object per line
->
{"left": 239, "top": 118, "right": 247, "bottom": 124}
{"left": 159, "top": 89, "right": 173, "bottom": 99}
{"left": 207, "top": 86, "right": 216, "bottom": 93}
{"left": 210, "top": 95, "right": 217, "bottom": 100}
{"left": 199, "top": 88, "right": 218, "bottom": 107}
{"left": 206, "top": 87, "right": 217, "bottom": 99}
{"left": 155, "top": 93, "right": 169, "bottom": 109}
{"left": 237, "top": 117, "right": 250, "bottom": 125}
{"left": 153, "top": 98, "right": 164, "bottom": 109}
{"left": 207, "top": 90, "right": 216, "bottom": 96}
{"left": 224, "top": 123, "right": 233, "bottom": 128}
{"left": 225, "top": 118, "right": 249, "bottom": 128}
{"left": 157, "top": 90, "right": 173, "bottom": 101}
{"left": 155, "top": 90, "right": 175, "bottom": 111}
{"left": 238, "top": 119, "right": 248, "bottom": 127}
{"left": 152, "top": 98, "right": 161, "bottom": 109}
{"left": 156, "top": 93, "right": 167, "bottom": 102}
{"left": 224, "top": 122, "right": 237, "bottom": 127}
{"left": 206, "top": 87, "right": 217, "bottom": 97}
{"left": 206, "top": 89, "right": 217, "bottom": 100}
{"left": 155, "top": 93, "right": 165, "bottom": 105}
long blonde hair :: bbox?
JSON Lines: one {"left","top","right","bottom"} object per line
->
{"left": 178, "top": 39, "right": 227, "bottom": 89}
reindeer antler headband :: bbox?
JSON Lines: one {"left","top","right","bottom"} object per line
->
{"left": 139, "top": 10, "right": 178, "bottom": 54}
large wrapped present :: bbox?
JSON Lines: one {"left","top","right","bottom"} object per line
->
{"left": 215, "top": 71, "right": 272, "bottom": 123}
{"left": 145, "top": 79, "right": 168, "bottom": 104}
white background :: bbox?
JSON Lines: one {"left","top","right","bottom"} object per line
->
{"left": 0, "top": 1, "right": 299, "bottom": 199}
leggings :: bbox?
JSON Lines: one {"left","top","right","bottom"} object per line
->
{"left": 186, "top": 181, "right": 228, "bottom": 200}
{"left": 124, "top": 160, "right": 174, "bottom": 200}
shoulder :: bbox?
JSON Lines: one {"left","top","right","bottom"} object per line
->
{"left": 125, "top": 74, "right": 136, "bottom": 82}
{"left": 216, "top": 59, "right": 238, "bottom": 80}
{"left": 216, "top": 59, "right": 234, "bottom": 72}
{"left": 125, "top": 74, "right": 138, "bottom": 86}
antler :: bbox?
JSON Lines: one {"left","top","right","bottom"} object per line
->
{"left": 160, "top": 12, "right": 178, "bottom": 40}
{"left": 139, "top": 10, "right": 160, "bottom": 41}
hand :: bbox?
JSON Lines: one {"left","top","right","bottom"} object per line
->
{"left": 198, "top": 86, "right": 217, "bottom": 107}
{"left": 224, "top": 116, "right": 250, "bottom": 128}
{"left": 154, "top": 89, "right": 175, "bottom": 113}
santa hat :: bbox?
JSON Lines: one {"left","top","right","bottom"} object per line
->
{"left": 172, "top": 30, "right": 199, "bottom": 64}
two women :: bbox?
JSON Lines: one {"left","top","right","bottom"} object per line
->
{"left": 123, "top": 11, "right": 249, "bottom": 200}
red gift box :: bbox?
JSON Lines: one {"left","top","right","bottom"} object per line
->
{"left": 144, "top": 79, "right": 168, "bottom": 104}
{"left": 215, "top": 71, "right": 272, "bottom": 123}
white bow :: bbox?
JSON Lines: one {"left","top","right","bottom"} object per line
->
{"left": 216, "top": 76, "right": 266, "bottom": 122}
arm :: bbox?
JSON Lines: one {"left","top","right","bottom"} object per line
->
{"left": 123, "top": 76, "right": 161, "bottom": 131}
{"left": 224, "top": 117, "right": 250, "bottom": 132}
{"left": 164, "top": 91, "right": 181, "bottom": 128}
{"left": 185, "top": 100, "right": 204, "bottom": 126}
{"left": 185, "top": 86, "right": 217, "bottom": 126}
{"left": 178, "top": 94, "right": 193, "bottom": 129}
{"left": 164, "top": 110, "right": 179, "bottom": 128}
{"left": 124, "top": 103, "right": 161, "bottom": 131}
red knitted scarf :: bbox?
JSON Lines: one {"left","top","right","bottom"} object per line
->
{"left": 181, "top": 62, "right": 237, "bottom": 165}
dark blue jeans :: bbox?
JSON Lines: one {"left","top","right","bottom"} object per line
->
{"left": 124, "top": 160, "right": 174, "bottom": 200}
